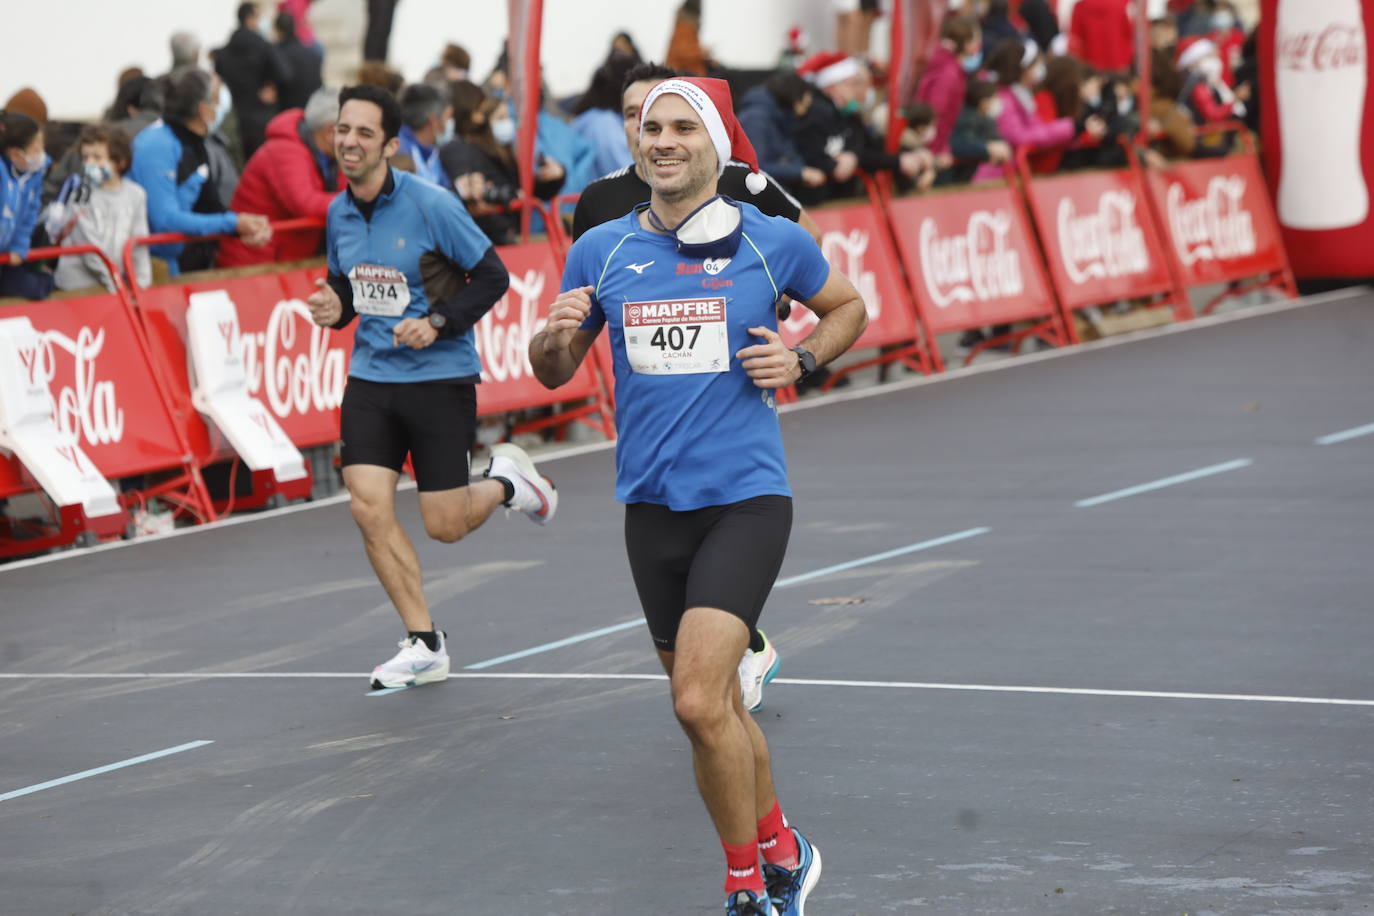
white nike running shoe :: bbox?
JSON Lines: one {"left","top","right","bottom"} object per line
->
{"left": 371, "top": 630, "right": 450, "bottom": 689}
{"left": 739, "top": 630, "right": 781, "bottom": 713}
{"left": 485, "top": 443, "right": 558, "bottom": 526}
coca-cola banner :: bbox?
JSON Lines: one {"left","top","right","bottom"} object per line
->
{"left": 887, "top": 187, "right": 1057, "bottom": 334}
{"left": 0, "top": 294, "right": 188, "bottom": 497}
{"left": 1263, "top": 0, "right": 1373, "bottom": 278}
{"left": 1023, "top": 170, "right": 1177, "bottom": 311}
{"left": 475, "top": 241, "right": 603, "bottom": 415}
{"left": 777, "top": 202, "right": 920, "bottom": 351}
{"left": 1145, "top": 154, "right": 1290, "bottom": 288}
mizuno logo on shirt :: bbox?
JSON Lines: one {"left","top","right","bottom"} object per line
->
{"left": 625, "top": 261, "right": 654, "bottom": 274}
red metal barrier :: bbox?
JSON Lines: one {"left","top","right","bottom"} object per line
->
{"left": 1017, "top": 144, "right": 1193, "bottom": 343}
{"left": 0, "top": 245, "right": 217, "bottom": 553}
{"left": 1143, "top": 129, "right": 1298, "bottom": 314}
{"left": 887, "top": 183, "right": 1065, "bottom": 369}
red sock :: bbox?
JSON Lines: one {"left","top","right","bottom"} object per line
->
{"left": 757, "top": 800, "right": 799, "bottom": 869}
{"left": 721, "top": 839, "right": 764, "bottom": 896}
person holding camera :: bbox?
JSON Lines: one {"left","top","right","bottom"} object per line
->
{"left": 439, "top": 80, "right": 565, "bottom": 246}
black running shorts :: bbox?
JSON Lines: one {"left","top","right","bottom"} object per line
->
{"left": 623, "top": 495, "right": 793, "bottom": 651}
{"left": 339, "top": 378, "right": 477, "bottom": 492}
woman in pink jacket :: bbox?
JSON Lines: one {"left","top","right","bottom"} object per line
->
{"left": 972, "top": 38, "right": 1104, "bottom": 182}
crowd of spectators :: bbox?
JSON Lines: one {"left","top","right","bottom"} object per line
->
{"left": 0, "top": 0, "right": 1261, "bottom": 304}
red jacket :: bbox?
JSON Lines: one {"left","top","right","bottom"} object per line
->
{"left": 1069, "top": 0, "right": 1134, "bottom": 73}
{"left": 218, "top": 108, "right": 344, "bottom": 268}
{"left": 916, "top": 45, "right": 967, "bottom": 155}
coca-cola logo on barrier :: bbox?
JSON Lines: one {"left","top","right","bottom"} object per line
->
{"left": 231, "top": 297, "right": 347, "bottom": 420}
{"left": 28, "top": 327, "right": 125, "bottom": 447}
{"left": 1277, "top": 23, "right": 1365, "bottom": 71}
{"left": 781, "top": 228, "right": 882, "bottom": 337}
{"left": 476, "top": 267, "right": 547, "bottom": 384}
{"left": 918, "top": 211, "right": 1024, "bottom": 308}
{"left": 17, "top": 345, "right": 41, "bottom": 389}
{"left": 1166, "top": 176, "right": 1258, "bottom": 266}
{"left": 1056, "top": 191, "right": 1150, "bottom": 284}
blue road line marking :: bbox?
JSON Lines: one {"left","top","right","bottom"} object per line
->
{"left": 1315, "top": 422, "right": 1374, "bottom": 446}
{"left": 0, "top": 740, "right": 213, "bottom": 803}
{"left": 463, "top": 527, "right": 991, "bottom": 670}
{"left": 1074, "top": 459, "right": 1254, "bottom": 508}
{"left": 464, "top": 619, "right": 646, "bottom": 670}
{"left": 773, "top": 527, "right": 991, "bottom": 589}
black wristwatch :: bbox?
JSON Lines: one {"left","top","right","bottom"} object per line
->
{"left": 790, "top": 346, "right": 817, "bottom": 382}
{"left": 427, "top": 311, "right": 448, "bottom": 333}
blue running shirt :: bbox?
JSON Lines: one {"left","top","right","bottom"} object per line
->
{"left": 563, "top": 203, "right": 831, "bottom": 510}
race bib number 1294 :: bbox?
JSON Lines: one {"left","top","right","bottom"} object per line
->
{"left": 623, "top": 297, "right": 729, "bottom": 375}
{"left": 348, "top": 264, "right": 411, "bottom": 317}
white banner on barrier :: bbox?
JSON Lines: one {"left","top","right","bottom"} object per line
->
{"left": 186, "top": 291, "right": 308, "bottom": 483}
{"left": 0, "top": 317, "right": 122, "bottom": 519}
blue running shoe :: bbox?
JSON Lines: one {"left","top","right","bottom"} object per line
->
{"left": 763, "top": 828, "right": 822, "bottom": 916}
{"left": 726, "top": 889, "right": 777, "bottom": 916}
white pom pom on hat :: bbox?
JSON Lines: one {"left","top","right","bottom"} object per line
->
{"left": 639, "top": 77, "right": 768, "bottom": 195}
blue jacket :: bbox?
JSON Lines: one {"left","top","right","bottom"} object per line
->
{"left": 129, "top": 121, "right": 239, "bottom": 270}
{"left": 738, "top": 84, "right": 807, "bottom": 184}
{"left": 570, "top": 108, "right": 633, "bottom": 181}
{"left": 396, "top": 125, "right": 448, "bottom": 188}
{"left": 327, "top": 169, "right": 493, "bottom": 382}
{"left": 0, "top": 157, "right": 47, "bottom": 258}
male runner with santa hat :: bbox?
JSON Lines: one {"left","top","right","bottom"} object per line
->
{"left": 529, "top": 77, "right": 868, "bottom": 916}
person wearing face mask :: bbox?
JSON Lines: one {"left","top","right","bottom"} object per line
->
{"left": 1033, "top": 56, "right": 1124, "bottom": 171}
{"left": 1177, "top": 0, "right": 1244, "bottom": 87}
{"left": 795, "top": 52, "right": 928, "bottom": 200}
{"left": 0, "top": 110, "right": 54, "bottom": 300}
{"left": 215, "top": 1, "right": 294, "bottom": 158}
{"left": 1177, "top": 39, "right": 1246, "bottom": 156}
{"left": 439, "top": 81, "right": 565, "bottom": 246}
{"left": 396, "top": 83, "right": 455, "bottom": 188}
{"left": 1067, "top": 0, "right": 1135, "bottom": 73}
{"left": 130, "top": 67, "right": 272, "bottom": 275}
{"left": 50, "top": 126, "right": 151, "bottom": 293}
{"left": 738, "top": 71, "right": 828, "bottom": 206}
{"left": 916, "top": 15, "right": 983, "bottom": 162}
{"left": 947, "top": 77, "right": 1013, "bottom": 184}
{"left": 974, "top": 40, "right": 1105, "bottom": 181}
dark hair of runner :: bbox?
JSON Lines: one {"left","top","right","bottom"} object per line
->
{"left": 621, "top": 62, "right": 679, "bottom": 101}
{"left": 341, "top": 84, "right": 404, "bottom": 143}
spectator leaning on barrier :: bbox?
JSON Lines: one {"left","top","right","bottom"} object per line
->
{"left": 440, "top": 81, "right": 526, "bottom": 246}
{"left": 216, "top": 1, "right": 293, "bottom": 157}
{"left": 0, "top": 110, "right": 53, "bottom": 300}
{"left": 50, "top": 125, "right": 151, "bottom": 293}
{"left": 130, "top": 67, "right": 272, "bottom": 275}
{"left": 974, "top": 39, "right": 1101, "bottom": 182}
{"left": 738, "top": 70, "right": 828, "bottom": 205}
{"left": 1147, "top": 48, "right": 1196, "bottom": 160}
{"left": 44, "top": 75, "right": 165, "bottom": 206}
{"left": 396, "top": 83, "right": 453, "bottom": 188}
{"left": 275, "top": 11, "right": 323, "bottom": 112}
{"left": 218, "top": 87, "right": 344, "bottom": 268}
{"left": 946, "top": 78, "right": 1012, "bottom": 184}
{"left": 916, "top": 16, "right": 983, "bottom": 163}
{"left": 1177, "top": 38, "right": 1246, "bottom": 156}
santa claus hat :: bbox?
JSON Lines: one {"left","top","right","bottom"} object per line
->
{"left": 797, "top": 51, "right": 864, "bottom": 89}
{"left": 639, "top": 77, "right": 768, "bottom": 194}
{"left": 1177, "top": 38, "right": 1218, "bottom": 71}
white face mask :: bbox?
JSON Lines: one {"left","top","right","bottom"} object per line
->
{"left": 1028, "top": 62, "right": 1046, "bottom": 84}
{"left": 18, "top": 150, "right": 47, "bottom": 175}
{"left": 1199, "top": 57, "right": 1224, "bottom": 81}
{"left": 491, "top": 118, "right": 516, "bottom": 146}
{"left": 986, "top": 100, "right": 1003, "bottom": 119}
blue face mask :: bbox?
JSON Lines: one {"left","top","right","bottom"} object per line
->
{"left": 491, "top": 118, "right": 516, "bottom": 146}
{"left": 84, "top": 163, "right": 112, "bottom": 186}
{"left": 209, "top": 83, "right": 232, "bottom": 133}
{"left": 960, "top": 51, "right": 983, "bottom": 73}
{"left": 645, "top": 195, "right": 744, "bottom": 261}
{"left": 1211, "top": 12, "right": 1236, "bottom": 31}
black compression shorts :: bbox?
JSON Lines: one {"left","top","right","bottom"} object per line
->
{"left": 623, "top": 495, "right": 793, "bottom": 652}
{"left": 339, "top": 378, "right": 477, "bottom": 491}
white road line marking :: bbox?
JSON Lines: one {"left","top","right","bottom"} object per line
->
{"left": 0, "top": 740, "right": 214, "bottom": 803}
{"left": 1315, "top": 422, "right": 1374, "bottom": 446}
{"left": 2, "top": 672, "right": 1370, "bottom": 708}
{"left": 1074, "top": 459, "right": 1254, "bottom": 508}
{"left": 4, "top": 287, "right": 1364, "bottom": 575}
{"left": 463, "top": 619, "right": 645, "bottom": 670}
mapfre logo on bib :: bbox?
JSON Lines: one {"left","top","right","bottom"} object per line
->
{"left": 623, "top": 297, "right": 729, "bottom": 375}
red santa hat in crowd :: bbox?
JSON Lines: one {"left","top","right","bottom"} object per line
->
{"left": 797, "top": 51, "right": 865, "bottom": 89}
{"left": 639, "top": 77, "right": 768, "bottom": 194}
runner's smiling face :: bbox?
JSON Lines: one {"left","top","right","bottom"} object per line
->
{"left": 639, "top": 93, "right": 718, "bottom": 204}
{"left": 335, "top": 99, "right": 399, "bottom": 186}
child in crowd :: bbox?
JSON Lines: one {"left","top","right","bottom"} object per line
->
{"left": 0, "top": 110, "right": 53, "bottom": 300}
{"left": 945, "top": 78, "right": 1011, "bottom": 185}
{"left": 48, "top": 125, "right": 151, "bottom": 293}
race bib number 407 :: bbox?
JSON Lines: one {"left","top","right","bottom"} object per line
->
{"left": 623, "top": 297, "right": 729, "bottom": 375}
{"left": 349, "top": 264, "right": 411, "bottom": 317}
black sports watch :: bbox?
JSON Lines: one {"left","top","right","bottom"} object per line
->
{"left": 427, "top": 311, "right": 448, "bottom": 332}
{"left": 790, "top": 346, "right": 817, "bottom": 382}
